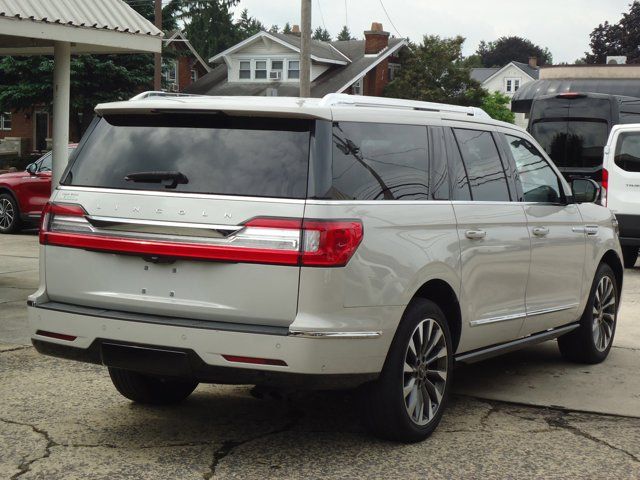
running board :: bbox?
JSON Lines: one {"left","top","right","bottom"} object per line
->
{"left": 455, "top": 323, "right": 580, "bottom": 364}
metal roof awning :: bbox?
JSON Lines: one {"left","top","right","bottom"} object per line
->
{"left": 0, "top": 0, "right": 162, "bottom": 55}
{"left": 512, "top": 79, "right": 640, "bottom": 113}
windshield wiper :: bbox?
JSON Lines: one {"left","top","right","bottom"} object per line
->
{"left": 124, "top": 171, "right": 189, "bottom": 189}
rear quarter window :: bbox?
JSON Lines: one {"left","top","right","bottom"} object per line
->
{"left": 614, "top": 132, "right": 640, "bottom": 172}
{"left": 64, "top": 115, "right": 312, "bottom": 199}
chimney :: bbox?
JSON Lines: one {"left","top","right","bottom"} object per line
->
{"left": 529, "top": 56, "right": 538, "bottom": 68}
{"left": 364, "top": 22, "right": 390, "bottom": 55}
{"left": 291, "top": 24, "right": 301, "bottom": 37}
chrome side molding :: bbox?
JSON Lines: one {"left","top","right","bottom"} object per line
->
{"left": 289, "top": 330, "right": 382, "bottom": 339}
{"left": 470, "top": 303, "right": 579, "bottom": 327}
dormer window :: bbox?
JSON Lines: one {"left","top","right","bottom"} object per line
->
{"left": 239, "top": 61, "right": 251, "bottom": 79}
{"left": 288, "top": 60, "right": 300, "bottom": 80}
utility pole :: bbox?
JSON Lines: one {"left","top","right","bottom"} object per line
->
{"left": 300, "top": 0, "right": 312, "bottom": 97}
{"left": 154, "top": 0, "right": 162, "bottom": 90}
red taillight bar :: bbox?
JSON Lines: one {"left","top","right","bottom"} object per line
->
{"left": 36, "top": 330, "right": 77, "bottom": 342}
{"left": 39, "top": 202, "right": 364, "bottom": 267}
{"left": 222, "top": 355, "right": 287, "bottom": 366}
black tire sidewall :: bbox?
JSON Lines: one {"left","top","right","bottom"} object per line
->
{"left": 379, "top": 299, "right": 454, "bottom": 441}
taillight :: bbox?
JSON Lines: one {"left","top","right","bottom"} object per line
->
{"left": 601, "top": 168, "right": 609, "bottom": 206}
{"left": 39, "top": 204, "right": 363, "bottom": 268}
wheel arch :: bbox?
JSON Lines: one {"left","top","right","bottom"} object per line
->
{"left": 409, "top": 279, "right": 462, "bottom": 353}
{"left": 600, "top": 249, "right": 624, "bottom": 293}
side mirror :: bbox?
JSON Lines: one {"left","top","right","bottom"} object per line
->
{"left": 572, "top": 178, "right": 601, "bottom": 204}
{"left": 26, "top": 163, "right": 37, "bottom": 175}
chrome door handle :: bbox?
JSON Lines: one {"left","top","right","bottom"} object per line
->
{"left": 465, "top": 229, "right": 486, "bottom": 240}
{"left": 532, "top": 227, "right": 549, "bottom": 237}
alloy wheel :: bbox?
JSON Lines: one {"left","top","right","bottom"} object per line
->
{"left": 403, "top": 318, "right": 448, "bottom": 426}
{"left": 0, "top": 198, "right": 14, "bottom": 230}
{"left": 592, "top": 275, "right": 616, "bottom": 352}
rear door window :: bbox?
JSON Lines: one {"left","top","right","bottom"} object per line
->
{"left": 506, "top": 135, "right": 564, "bottom": 203}
{"left": 614, "top": 131, "right": 640, "bottom": 172}
{"left": 331, "top": 122, "right": 429, "bottom": 200}
{"left": 63, "top": 115, "right": 312, "bottom": 199}
{"left": 453, "top": 128, "right": 511, "bottom": 201}
{"left": 444, "top": 127, "right": 471, "bottom": 200}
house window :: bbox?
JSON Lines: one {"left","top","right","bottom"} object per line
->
{"left": 352, "top": 78, "right": 363, "bottom": 95}
{"left": 270, "top": 60, "right": 284, "bottom": 80}
{"left": 288, "top": 60, "right": 300, "bottom": 80}
{"left": 255, "top": 60, "right": 267, "bottom": 80}
{"left": 388, "top": 63, "right": 401, "bottom": 81}
{"left": 163, "top": 60, "right": 177, "bottom": 83}
{"left": 239, "top": 61, "right": 251, "bottom": 79}
{"left": 505, "top": 78, "right": 521, "bottom": 93}
{"left": 0, "top": 112, "right": 11, "bottom": 131}
{"left": 191, "top": 69, "right": 198, "bottom": 82}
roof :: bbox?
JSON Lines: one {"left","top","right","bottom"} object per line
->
{"left": 186, "top": 36, "right": 408, "bottom": 97}
{"left": 0, "top": 0, "right": 162, "bottom": 55}
{"left": 471, "top": 61, "right": 540, "bottom": 86}
{"left": 163, "top": 30, "right": 211, "bottom": 72}
{"left": 209, "top": 31, "right": 349, "bottom": 65}
{"left": 512, "top": 79, "right": 640, "bottom": 112}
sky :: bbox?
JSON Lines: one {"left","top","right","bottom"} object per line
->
{"left": 234, "top": 0, "right": 633, "bottom": 63}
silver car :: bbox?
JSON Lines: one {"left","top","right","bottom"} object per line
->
{"left": 28, "top": 93, "right": 623, "bottom": 442}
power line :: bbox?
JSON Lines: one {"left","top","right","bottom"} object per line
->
{"left": 316, "top": 0, "right": 326, "bottom": 31}
{"left": 344, "top": 0, "right": 348, "bottom": 28}
{"left": 378, "top": 0, "right": 401, "bottom": 37}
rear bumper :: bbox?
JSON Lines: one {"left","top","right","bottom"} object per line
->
{"left": 27, "top": 303, "right": 388, "bottom": 388}
{"left": 616, "top": 214, "right": 640, "bottom": 246}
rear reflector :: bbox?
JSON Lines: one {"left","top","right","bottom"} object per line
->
{"left": 36, "top": 330, "right": 77, "bottom": 342}
{"left": 222, "top": 355, "right": 287, "bottom": 366}
{"left": 39, "top": 202, "right": 363, "bottom": 267}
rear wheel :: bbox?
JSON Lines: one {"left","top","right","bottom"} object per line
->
{"left": 558, "top": 263, "right": 619, "bottom": 364}
{"left": 108, "top": 368, "right": 198, "bottom": 405}
{"left": 0, "top": 193, "right": 21, "bottom": 234}
{"left": 363, "top": 299, "right": 453, "bottom": 442}
{"left": 622, "top": 246, "right": 638, "bottom": 269}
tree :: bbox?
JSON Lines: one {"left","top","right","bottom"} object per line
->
{"left": 481, "top": 91, "right": 515, "bottom": 123}
{"left": 176, "top": 0, "right": 240, "bottom": 62}
{"left": 312, "top": 27, "right": 332, "bottom": 42}
{"left": 283, "top": 22, "right": 293, "bottom": 34}
{"left": 268, "top": 25, "right": 280, "bottom": 34}
{"left": 236, "top": 8, "right": 264, "bottom": 39}
{"left": 337, "top": 26, "right": 354, "bottom": 41}
{"left": 477, "top": 36, "right": 552, "bottom": 67}
{"left": 384, "top": 35, "right": 487, "bottom": 107}
{"left": 585, "top": 2, "right": 640, "bottom": 64}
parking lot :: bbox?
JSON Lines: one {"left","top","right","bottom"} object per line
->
{"left": 1, "top": 232, "right": 639, "bottom": 479}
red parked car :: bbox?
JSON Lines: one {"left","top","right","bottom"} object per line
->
{"left": 0, "top": 145, "right": 77, "bottom": 233}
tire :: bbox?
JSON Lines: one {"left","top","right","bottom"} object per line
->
{"left": 0, "top": 193, "right": 21, "bottom": 234}
{"left": 622, "top": 246, "right": 638, "bottom": 269}
{"left": 108, "top": 368, "right": 198, "bottom": 405}
{"left": 558, "top": 263, "right": 619, "bottom": 364}
{"left": 363, "top": 299, "right": 454, "bottom": 442}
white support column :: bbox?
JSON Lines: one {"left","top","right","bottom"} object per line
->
{"left": 52, "top": 41, "right": 71, "bottom": 190}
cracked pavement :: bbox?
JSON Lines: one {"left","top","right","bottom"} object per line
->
{"left": 1, "top": 234, "right": 640, "bottom": 478}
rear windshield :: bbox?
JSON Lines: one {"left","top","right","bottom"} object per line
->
{"left": 63, "top": 114, "right": 312, "bottom": 199}
{"left": 615, "top": 132, "right": 640, "bottom": 172}
{"left": 531, "top": 120, "right": 608, "bottom": 172}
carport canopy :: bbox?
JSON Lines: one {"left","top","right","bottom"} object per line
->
{"left": 0, "top": 0, "right": 162, "bottom": 189}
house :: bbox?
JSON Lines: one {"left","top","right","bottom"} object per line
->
{"left": 162, "top": 30, "right": 211, "bottom": 92}
{"left": 0, "top": 30, "right": 207, "bottom": 154}
{"left": 471, "top": 58, "right": 540, "bottom": 128}
{"left": 185, "top": 23, "right": 407, "bottom": 98}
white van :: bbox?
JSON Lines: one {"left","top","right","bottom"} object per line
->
{"left": 602, "top": 124, "right": 640, "bottom": 267}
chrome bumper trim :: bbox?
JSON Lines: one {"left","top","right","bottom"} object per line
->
{"left": 288, "top": 330, "right": 382, "bottom": 339}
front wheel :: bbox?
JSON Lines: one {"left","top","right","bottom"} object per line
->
{"left": 108, "top": 368, "right": 198, "bottom": 405}
{"left": 363, "top": 299, "right": 453, "bottom": 442}
{"left": 558, "top": 263, "right": 619, "bottom": 364}
{"left": 622, "top": 246, "right": 638, "bottom": 269}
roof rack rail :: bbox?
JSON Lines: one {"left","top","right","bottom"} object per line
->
{"left": 319, "top": 93, "right": 491, "bottom": 118}
{"left": 129, "top": 91, "right": 200, "bottom": 101}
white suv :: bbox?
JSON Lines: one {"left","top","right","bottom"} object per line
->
{"left": 28, "top": 93, "right": 623, "bottom": 442}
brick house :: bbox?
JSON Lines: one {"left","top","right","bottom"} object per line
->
{"left": 185, "top": 22, "right": 407, "bottom": 98}
{"left": 0, "top": 30, "right": 208, "bottom": 155}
